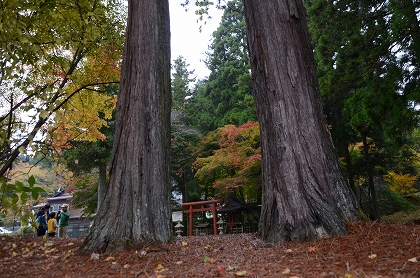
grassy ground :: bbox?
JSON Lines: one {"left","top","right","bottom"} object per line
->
{"left": 381, "top": 206, "right": 420, "bottom": 223}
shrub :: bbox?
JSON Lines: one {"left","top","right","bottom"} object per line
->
{"left": 384, "top": 171, "right": 417, "bottom": 195}
{"left": 377, "top": 186, "right": 416, "bottom": 216}
{"left": 15, "top": 225, "right": 36, "bottom": 236}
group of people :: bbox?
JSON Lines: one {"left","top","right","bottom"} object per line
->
{"left": 36, "top": 203, "right": 70, "bottom": 238}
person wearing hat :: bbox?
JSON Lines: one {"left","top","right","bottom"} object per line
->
{"left": 56, "top": 204, "right": 70, "bottom": 238}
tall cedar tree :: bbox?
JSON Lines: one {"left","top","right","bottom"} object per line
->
{"left": 389, "top": 0, "right": 420, "bottom": 100}
{"left": 81, "top": 0, "right": 171, "bottom": 253}
{"left": 170, "top": 57, "right": 199, "bottom": 204}
{"left": 305, "top": 0, "right": 362, "bottom": 195}
{"left": 186, "top": 0, "right": 255, "bottom": 133}
{"left": 242, "top": 0, "right": 359, "bottom": 243}
{"left": 171, "top": 56, "right": 195, "bottom": 110}
{"left": 307, "top": 0, "right": 419, "bottom": 219}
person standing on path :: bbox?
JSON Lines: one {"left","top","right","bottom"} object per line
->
{"left": 57, "top": 204, "right": 70, "bottom": 238}
{"left": 36, "top": 212, "right": 48, "bottom": 237}
{"left": 35, "top": 204, "right": 50, "bottom": 237}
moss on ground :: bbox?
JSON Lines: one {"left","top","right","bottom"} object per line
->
{"left": 381, "top": 207, "right": 420, "bottom": 224}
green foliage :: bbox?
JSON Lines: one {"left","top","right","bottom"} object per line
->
{"left": 0, "top": 156, "right": 65, "bottom": 226}
{"left": 59, "top": 87, "right": 116, "bottom": 215}
{"left": 185, "top": 0, "right": 256, "bottom": 133}
{"left": 0, "top": 175, "right": 44, "bottom": 207}
{"left": 0, "top": 0, "right": 125, "bottom": 178}
{"left": 306, "top": 0, "right": 420, "bottom": 217}
{"left": 170, "top": 56, "right": 200, "bottom": 203}
{"left": 307, "top": 0, "right": 418, "bottom": 145}
{"left": 172, "top": 56, "right": 196, "bottom": 110}
{"left": 62, "top": 113, "right": 114, "bottom": 175}
{"left": 60, "top": 122, "right": 113, "bottom": 217}
{"left": 0, "top": 175, "right": 45, "bottom": 227}
{"left": 184, "top": 81, "right": 216, "bottom": 132}
{"left": 70, "top": 174, "right": 99, "bottom": 216}
{"left": 388, "top": 0, "right": 420, "bottom": 102}
{"left": 381, "top": 208, "right": 420, "bottom": 224}
{"left": 171, "top": 111, "right": 200, "bottom": 202}
{"left": 15, "top": 225, "right": 36, "bottom": 235}
{"left": 376, "top": 186, "right": 416, "bottom": 216}
{"left": 181, "top": 0, "right": 225, "bottom": 28}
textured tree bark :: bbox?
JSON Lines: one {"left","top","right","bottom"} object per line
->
{"left": 243, "top": 0, "right": 358, "bottom": 244}
{"left": 81, "top": 0, "right": 171, "bottom": 253}
{"left": 97, "top": 162, "right": 107, "bottom": 211}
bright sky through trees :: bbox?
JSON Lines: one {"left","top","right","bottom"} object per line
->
{"left": 169, "top": 2, "right": 223, "bottom": 80}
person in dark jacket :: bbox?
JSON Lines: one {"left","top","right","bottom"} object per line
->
{"left": 36, "top": 212, "right": 48, "bottom": 236}
{"left": 36, "top": 204, "right": 51, "bottom": 218}
{"left": 35, "top": 204, "right": 50, "bottom": 237}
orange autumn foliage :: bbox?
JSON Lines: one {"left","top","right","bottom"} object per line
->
{"left": 194, "top": 122, "right": 261, "bottom": 202}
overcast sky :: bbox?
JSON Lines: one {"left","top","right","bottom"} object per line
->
{"left": 169, "top": 2, "right": 223, "bottom": 80}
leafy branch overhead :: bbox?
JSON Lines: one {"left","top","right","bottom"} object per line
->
{"left": 0, "top": 0, "right": 125, "bottom": 177}
{"left": 1, "top": 175, "right": 44, "bottom": 206}
{"left": 0, "top": 175, "right": 45, "bottom": 226}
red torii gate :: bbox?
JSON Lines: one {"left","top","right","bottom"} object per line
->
{"left": 182, "top": 200, "right": 222, "bottom": 236}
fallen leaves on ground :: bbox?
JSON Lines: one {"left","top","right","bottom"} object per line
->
{"left": 0, "top": 221, "right": 419, "bottom": 277}
{"left": 308, "top": 246, "right": 316, "bottom": 252}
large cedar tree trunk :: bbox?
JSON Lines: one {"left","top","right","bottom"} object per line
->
{"left": 97, "top": 162, "right": 107, "bottom": 211}
{"left": 243, "top": 0, "right": 358, "bottom": 244}
{"left": 81, "top": 0, "right": 171, "bottom": 253}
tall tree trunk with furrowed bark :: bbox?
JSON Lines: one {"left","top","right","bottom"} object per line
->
{"left": 243, "top": 0, "right": 359, "bottom": 244}
{"left": 97, "top": 162, "right": 107, "bottom": 211}
{"left": 81, "top": 0, "right": 171, "bottom": 253}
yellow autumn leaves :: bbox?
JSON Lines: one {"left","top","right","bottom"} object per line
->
{"left": 2, "top": 240, "right": 75, "bottom": 261}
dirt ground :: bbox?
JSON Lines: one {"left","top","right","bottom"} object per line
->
{"left": 0, "top": 221, "right": 419, "bottom": 278}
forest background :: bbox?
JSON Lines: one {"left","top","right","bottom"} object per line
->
{"left": 1, "top": 0, "right": 420, "bottom": 230}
